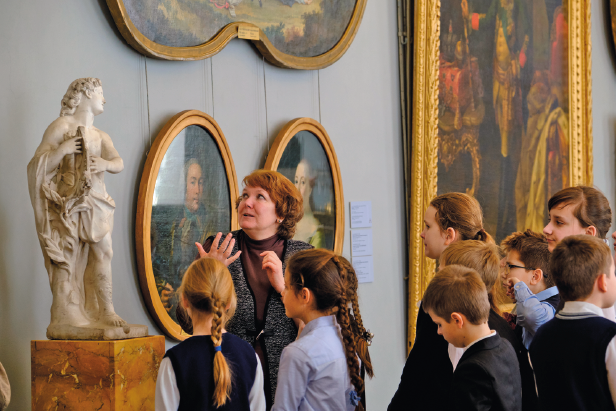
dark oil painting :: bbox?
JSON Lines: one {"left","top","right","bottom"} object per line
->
{"left": 276, "top": 131, "right": 336, "bottom": 249}
{"left": 150, "top": 125, "right": 231, "bottom": 324}
{"left": 436, "top": 0, "right": 569, "bottom": 241}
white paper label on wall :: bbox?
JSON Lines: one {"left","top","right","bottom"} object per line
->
{"left": 350, "top": 201, "right": 372, "bottom": 228}
{"left": 353, "top": 256, "right": 374, "bottom": 283}
{"left": 351, "top": 229, "right": 373, "bottom": 257}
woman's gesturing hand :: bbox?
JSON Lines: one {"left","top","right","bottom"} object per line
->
{"left": 261, "top": 251, "right": 284, "bottom": 293}
{"left": 195, "top": 232, "right": 241, "bottom": 267}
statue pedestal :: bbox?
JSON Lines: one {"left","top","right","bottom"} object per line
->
{"left": 31, "top": 336, "right": 165, "bottom": 411}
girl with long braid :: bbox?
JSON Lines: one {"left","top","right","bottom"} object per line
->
{"left": 344, "top": 261, "right": 374, "bottom": 379}
{"left": 273, "top": 249, "right": 366, "bottom": 411}
{"left": 155, "top": 258, "right": 265, "bottom": 410}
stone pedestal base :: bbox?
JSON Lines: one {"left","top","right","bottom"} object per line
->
{"left": 47, "top": 323, "right": 149, "bottom": 340}
{"left": 31, "top": 336, "right": 165, "bottom": 411}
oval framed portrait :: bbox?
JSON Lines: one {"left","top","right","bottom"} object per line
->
{"left": 136, "top": 110, "right": 239, "bottom": 340}
{"left": 265, "top": 118, "right": 344, "bottom": 253}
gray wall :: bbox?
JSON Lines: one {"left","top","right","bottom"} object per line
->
{"left": 0, "top": 0, "right": 405, "bottom": 410}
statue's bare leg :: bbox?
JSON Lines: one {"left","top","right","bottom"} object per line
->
{"left": 85, "top": 233, "right": 126, "bottom": 326}
{"left": 50, "top": 266, "right": 89, "bottom": 326}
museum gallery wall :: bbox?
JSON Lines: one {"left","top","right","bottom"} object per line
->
{"left": 402, "top": 0, "right": 593, "bottom": 350}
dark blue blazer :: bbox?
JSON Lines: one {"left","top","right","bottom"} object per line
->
{"left": 448, "top": 333, "right": 522, "bottom": 411}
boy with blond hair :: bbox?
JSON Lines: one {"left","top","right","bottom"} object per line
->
{"left": 501, "top": 230, "right": 560, "bottom": 349}
{"left": 423, "top": 265, "right": 521, "bottom": 411}
{"left": 530, "top": 235, "right": 616, "bottom": 409}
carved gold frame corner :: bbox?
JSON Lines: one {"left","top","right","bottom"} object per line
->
{"left": 264, "top": 118, "right": 344, "bottom": 253}
{"left": 136, "top": 110, "right": 239, "bottom": 341}
{"left": 407, "top": 0, "right": 593, "bottom": 352}
{"left": 105, "top": 0, "right": 367, "bottom": 70}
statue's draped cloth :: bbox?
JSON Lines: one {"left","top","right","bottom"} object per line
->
{"left": 27, "top": 132, "right": 115, "bottom": 320}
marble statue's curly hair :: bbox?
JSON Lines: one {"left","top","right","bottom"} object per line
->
{"left": 60, "top": 78, "right": 102, "bottom": 117}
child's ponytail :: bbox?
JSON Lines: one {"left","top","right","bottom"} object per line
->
{"left": 179, "top": 258, "right": 236, "bottom": 407}
{"left": 211, "top": 298, "right": 232, "bottom": 407}
{"left": 430, "top": 193, "right": 494, "bottom": 243}
{"left": 332, "top": 256, "right": 365, "bottom": 411}
{"left": 339, "top": 258, "right": 374, "bottom": 378}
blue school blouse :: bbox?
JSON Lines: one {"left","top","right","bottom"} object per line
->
{"left": 272, "top": 315, "right": 355, "bottom": 411}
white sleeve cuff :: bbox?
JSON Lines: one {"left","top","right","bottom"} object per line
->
{"left": 249, "top": 354, "right": 266, "bottom": 411}
{"left": 155, "top": 357, "right": 180, "bottom": 411}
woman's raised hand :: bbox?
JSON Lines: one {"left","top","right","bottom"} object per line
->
{"left": 260, "top": 251, "right": 284, "bottom": 293}
{"left": 195, "top": 232, "right": 241, "bottom": 267}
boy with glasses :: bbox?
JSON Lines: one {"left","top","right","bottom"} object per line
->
{"left": 501, "top": 230, "right": 560, "bottom": 349}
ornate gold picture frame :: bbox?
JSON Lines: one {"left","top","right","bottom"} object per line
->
{"left": 407, "top": 0, "right": 593, "bottom": 350}
{"left": 264, "top": 118, "right": 344, "bottom": 253}
{"left": 136, "top": 110, "right": 239, "bottom": 340}
{"left": 105, "top": 0, "right": 367, "bottom": 69}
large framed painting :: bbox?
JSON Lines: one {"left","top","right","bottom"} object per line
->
{"left": 136, "top": 110, "right": 239, "bottom": 340}
{"left": 264, "top": 118, "right": 344, "bottom": 252}
{"left": 407, "top": 0, "right": 592, "bottom": 347}
{"left": 105, "top": 0, "right": 367, "bottom": 69}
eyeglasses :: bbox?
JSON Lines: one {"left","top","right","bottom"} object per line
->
{"left": 506, "top": 263, "right": 536, "bottom": 271}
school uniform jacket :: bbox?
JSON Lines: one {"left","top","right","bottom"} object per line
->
{"left": 449, "top": 333, "right": 522, "bottom": 411}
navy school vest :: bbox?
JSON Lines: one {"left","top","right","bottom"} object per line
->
{"left": 165, "top": 333, "right": 258, "bottom": 411}
{"left": 529, "top": 314, "right": 616, "bottom": 411}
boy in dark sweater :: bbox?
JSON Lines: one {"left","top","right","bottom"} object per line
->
{"left": 423, "top": 265, "right": 522, "bottom": 411}
{"left": 529, "top": 235, "right": 616, "bottom": 409}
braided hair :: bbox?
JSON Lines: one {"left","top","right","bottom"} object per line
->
{"left": 179, "top": 258, "right": 237, "bottom": 407}
{"left": 334, "top": 255, "right": 374, "bottom": 378}
{"left": 287, "top": 249, "right": 367, "bottom": 411}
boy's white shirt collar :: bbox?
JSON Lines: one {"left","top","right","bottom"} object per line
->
{"left": 561, "top": 301, "right": 606, "bottom": 317}
{"left": 462, "top": 330, "right": 497, "bottom": 353}
{"left": 449, "top": 330, "right": 498, "bottom": 370}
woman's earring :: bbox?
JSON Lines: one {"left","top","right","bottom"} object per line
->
{"left": 277, "top": 219, "right": 283, "bottom": 223}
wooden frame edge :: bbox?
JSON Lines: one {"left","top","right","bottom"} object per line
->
{"left": 105, "top": 0, "right": 367, "bottom": 70}
{"left": 136, "top": 110, "right": 239, "bottom": 341}
{"left": 264, "top": 118, "right": 344, "bottom": 253}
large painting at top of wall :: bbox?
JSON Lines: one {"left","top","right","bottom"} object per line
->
{"left": 107, "top": 0, "right": 367, "bottom": 68}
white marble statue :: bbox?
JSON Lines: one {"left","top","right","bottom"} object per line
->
{"left": 27, "top": 78, "right": 147, "bottom": 340}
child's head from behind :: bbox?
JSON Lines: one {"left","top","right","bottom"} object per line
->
{"left": 551, "top": 235, "right": 616, "bottom": 307}
{"left": 179, "top": 258, "right": 236, "bottom": 407}
{"left": 501, "top": 230, "right": 554, "bottom": 290}
{"left": 422, "top": 265, "right": 490, "bottom": 347}
{"left": 544, "top": 186, "right": 612, "bottom": 251}
{"left": 439, "top": 240, "right": 501, "bottom": 313}
{"left": 285, "top": 249, "right": 365, "bottom": 397}
{"left": 422, "top": 192, "right": 491, "bottom": 259}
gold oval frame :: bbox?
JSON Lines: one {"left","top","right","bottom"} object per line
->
{"left": 105, "top": 0, "right": 367, "bottom": 69}
{"left": 264, "top": 118, "right": 344, "bottom": 253}
{"left": 136, "top": 110, "right": 239, "bottom": 341}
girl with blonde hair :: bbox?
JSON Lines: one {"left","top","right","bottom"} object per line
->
{"left": 155, "top": 258, "right": 265, "bottom": 410}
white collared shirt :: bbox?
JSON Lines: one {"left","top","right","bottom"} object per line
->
{"left": 448, "top": 331, "right": 496, "bottom": 370}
